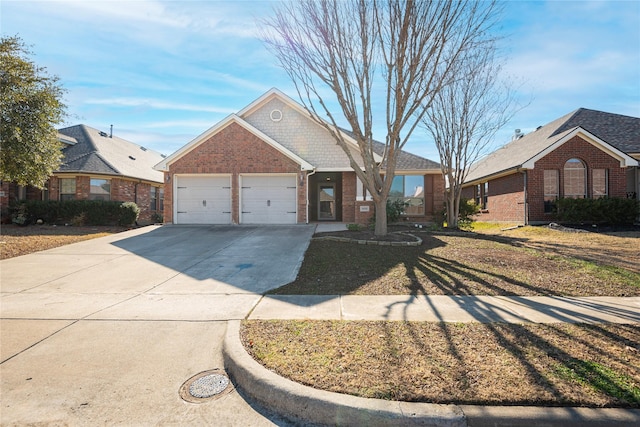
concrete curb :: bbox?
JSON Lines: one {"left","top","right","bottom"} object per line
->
{"left": 224, "top": 321, "right": 640, "bottom": 427}
{"left": 223, "top": 320, "right": 466, "bottom": 427}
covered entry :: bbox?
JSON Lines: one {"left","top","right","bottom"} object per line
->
{"left": 309, "top": 172, "right": 343, "bottom": 221}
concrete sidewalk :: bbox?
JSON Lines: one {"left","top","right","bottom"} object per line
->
{"left": 249, "top": 294, "right": 640, "bottom": 324}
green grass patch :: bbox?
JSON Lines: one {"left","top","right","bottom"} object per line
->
{"left": 553, "top": 359, "right": 640, "bottom": 404}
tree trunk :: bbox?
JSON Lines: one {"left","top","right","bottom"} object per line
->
{"left": 446, "top": 192, "right": 459, "bottom": 229}
{"left": 374, "top": 198, "right": 388, "bottom": 236}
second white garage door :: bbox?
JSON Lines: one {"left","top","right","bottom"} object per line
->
{"left": 241, "top": 175, "right": 297, "bottom": 224}
{"left": 175, "top": 175, "right": 231, "bottom": 224}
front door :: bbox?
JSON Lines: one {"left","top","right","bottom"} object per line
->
{"left": 318, "top": 183, "right": 336, "bottom": 220}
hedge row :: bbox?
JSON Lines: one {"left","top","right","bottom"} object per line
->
{"left": 10, "top": 200, "right": 140, "bottom": 226}
{"left": 555, "top": 197, "right": 639, "bottom": 225}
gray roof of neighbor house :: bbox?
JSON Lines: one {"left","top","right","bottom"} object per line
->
{"left": 57, "top": 125, "right": 164, "bottom": 183}
{"left": 464, "top": 108, "right": 640, "bottom": 184}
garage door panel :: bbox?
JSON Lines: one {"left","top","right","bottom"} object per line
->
{"left": 241, "top": 176, "right": 297, "bottom": 224}
{"left": 176, "top": 176, "right": 231, "bottom": 224}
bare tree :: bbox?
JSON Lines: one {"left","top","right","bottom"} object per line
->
{"left": 421, "top": 43, "right": 520, "bottom": 228}
{"left": 262, "top": 0, "right": 498, "bottom": 235}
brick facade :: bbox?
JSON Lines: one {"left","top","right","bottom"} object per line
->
{"left": 341, "top": 172, "right": 357, "bottom": 223}
{"left": 466, "top": 135, "right": 632, "bottom": 224}
{"left": 165, "top": 122, "right": 302, "bottom": 224}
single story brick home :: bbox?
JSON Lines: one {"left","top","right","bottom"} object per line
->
{"left": 461, "top": 108, "right": 640, "bottom": 224}
{"left": 154, "top": 88, "right": 444, "bottom": 225}
{"left": 1, "top": 124, "right": 166, "bottom": 224}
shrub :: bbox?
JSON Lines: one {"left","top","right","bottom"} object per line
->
{"left": 11, "top": 204, "right": 29, "bottom": 225}
{"left": 369, "top": 198, "right": 408, "bottom": 226}
{"left": 151, "top": 212, "right": 163, "bottom": 224}
{"left": 458, "top": 198, "right": 480, "bottom": 230}
{"left": 386, "top": 199, "right": 408, "bottom": 223}
{"left": 8, "top": 200, "right": 141, "bottom": 226}
{"left": 555, "top": 197, "right": 639, "bottom": 225}
{"left": 119, "top": 202, "right": 140, "bottom": 226}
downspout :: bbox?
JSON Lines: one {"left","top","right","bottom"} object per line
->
{"left": 305, "top": 169, "right": 317, "bottom": 224}
{"left": 522, "top": 170, "right": 528, "bottom": 226}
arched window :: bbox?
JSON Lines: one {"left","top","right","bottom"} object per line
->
{"left": 564, "top": 158, "right": 586, "bottom": 198}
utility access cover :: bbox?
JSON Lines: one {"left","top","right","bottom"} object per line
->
{"left": 180, "top": 369, "right": 234, "bottom": 403}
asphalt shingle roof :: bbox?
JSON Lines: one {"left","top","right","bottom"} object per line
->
{"left": 57, "top": 125, "right": 164, "bottom": 183}
{"left": 465, "top": 108, "right": 640, "bottom": 183}
{"left": 339, "top": 127, "right": 440, "bottom": 171}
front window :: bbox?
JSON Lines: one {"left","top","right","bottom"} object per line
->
{"left": 544, "top": 170, "right": 559, "bottom": 213}
{"left": 60, "top": 178, "right": 76, "bottom": 201}
{"left": 592, "top": 169, "right": 608, "bottom": 198}
{"left": 89, "top": 179, "right": 110, "bottom": 201}
{"left": 159, "top": 187, "right": 164, "bottom": 211}
{"left": 563, "top": 158, "right": 586, "bottom": 198}
{"left": 482, "top": 182, "right": 488, "bottom": 209}
{"left": 150, "top": 187, "right": 158, "bottom": 210}
{"left": 390, "top": 175, "right": 424, "bottom": 215}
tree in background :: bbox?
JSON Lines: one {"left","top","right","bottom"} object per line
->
{"left": 421, "top": 42, "right": 519, "bottom": 229}
{"left": 1, "top": 36, "right": 67, "bottom": 188}
{"left": 262, "top": 0, "right": 499, "bottom": 236}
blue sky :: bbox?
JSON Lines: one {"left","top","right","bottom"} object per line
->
{"left": 2, "top": 0, "right": 639, "bottom": 161}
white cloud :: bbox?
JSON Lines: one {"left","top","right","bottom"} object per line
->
{"left": 84, "top": 97, "right": 236, "bottom": 114}
{"left": 139, "top": 119, "right": 221, "bottom": 129}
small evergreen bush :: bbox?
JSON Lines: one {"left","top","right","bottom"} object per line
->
{"left": 458, "top": 198, "right": 480, "bottom": 230}
{"left": 386, "top": 199, "right": 408, "bottom": 223}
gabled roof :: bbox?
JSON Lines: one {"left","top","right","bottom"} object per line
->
{"left": 464, "top": 109, "right": 640, "bottom": 184}
{"left": 156, "top": 88, "right": 440, "bottom": 173}
{"left": 239, "top": 88, "right": 382, "bottom": 169}
{"left": 57, "top": 125, "right": 164, "bottom": 183}
{"left": 553, "top": 108, "right": 640, "bottom": 154}
{"left": 154, "top": 114, "right": 314, "bottom": 171}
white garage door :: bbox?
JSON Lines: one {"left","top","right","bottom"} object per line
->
{"left": 175, "top": 175, "right": 231, "bottom": 224}
{"left": 241, "top": 175, "right": 297, "bottom": 224}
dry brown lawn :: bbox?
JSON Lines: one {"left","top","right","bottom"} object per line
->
{"left": 244, "top": 224, "right": 640, "bottom": 407}
{"left": 271, "top": 225, "right": 640, "bottom": 297}
{"left": 242, "top": 320, "right": 640, "bottom": 407}
{"left": 0, "top": 224, "right": 125, "bottom": 259}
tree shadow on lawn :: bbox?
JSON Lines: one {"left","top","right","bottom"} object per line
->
{"left": 257, "top": 233, "right": 640, "bottom": 406}
{"left": 472, "top": 228, "right": 640, "bottom": 274}
{"left": 271, "top": 233, "right": 640, "bottom": 297}
{"left": 380, "top": 320, "right": 640, "bottom": 406}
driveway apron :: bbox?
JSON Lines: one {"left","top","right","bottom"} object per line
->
{"left": 0, "top": 225, "right": 314, "bottom": 426}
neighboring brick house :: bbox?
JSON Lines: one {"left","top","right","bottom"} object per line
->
{"left": 461, "top": 109, "right": 640, "bottom": 224}
{"left": 154, "top": 88, "right": 444, "bottom": 225}
{"left": 1, "top": 124, "right": 165, "bottom": 224}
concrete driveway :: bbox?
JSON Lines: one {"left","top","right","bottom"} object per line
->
{"left": 1, "top": 225, "right": 315, "bottom": 426}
